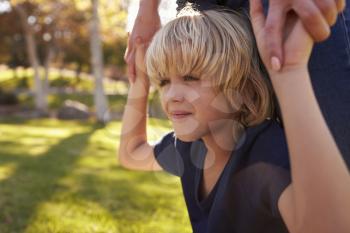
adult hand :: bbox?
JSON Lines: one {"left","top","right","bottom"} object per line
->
{"left": 250, "top": 0, "right": 314, "bottom": 74}
{"left": 124, "top": 3, "right": 161, "bottom": 83}
{"left": 261, "top": 0, "right": 346, "bottom": 71}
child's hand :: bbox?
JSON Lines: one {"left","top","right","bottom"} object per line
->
{"left": 250, "top": 0, "right": 314, "bottom": 74}
{"left": 134, "top": 38, "right": 150, "bottom": 88}
{"left": 123, "top": 1, "right": 161, "bottom": 83}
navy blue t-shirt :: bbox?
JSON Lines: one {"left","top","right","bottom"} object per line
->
{"left": 154, "top": 119, "right": 291, "bottom": 233}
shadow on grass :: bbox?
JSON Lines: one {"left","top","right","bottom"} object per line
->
{"left": 73, "top": 170, "right": 182, "bottom": 233}
{"left": 0, "top": 125, "right": 101, "bottom": 233}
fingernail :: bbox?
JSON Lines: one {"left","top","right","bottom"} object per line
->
{"left": 271, "top": 57, "right": 281, "bottom": 71}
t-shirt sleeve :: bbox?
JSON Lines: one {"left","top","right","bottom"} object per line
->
{"left": 153, "top": 132, "right": 185, "bottom": 177}
{"left": 266, "top": 165, "right": 291, "bottom": 218}
{"left": 248, "top": 120, "right": 292, "bottom": 218}
{"left": 264, "top": 125, "right": 291, "bottom": 218}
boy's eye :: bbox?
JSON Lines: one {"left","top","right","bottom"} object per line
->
{"left": 159, "top": 79, "right": 170, "bottom": 87}
{"left": 184, "top": 75, "right": 199, "bottom": 81}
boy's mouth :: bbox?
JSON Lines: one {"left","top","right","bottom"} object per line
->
{"left": 169, "top": 111, "right": 192, "bottom": 120}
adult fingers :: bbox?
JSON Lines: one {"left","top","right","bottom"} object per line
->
{"left": 294, "top": 0, "right": 330, "bottom": 42}
{"left": 315, "top": 0, "right": 338, "bottom": 26}
{"left": 336, "top": 0, "right": 346, "bottom": 12}
{"left": 249, "top": 0, "right": 266, "bottom": 35}
{"left": 250, "top": 0, "right": 283, "bottom": 71}
{"left": 124, "top": 32, "right": 136, "bottom": 83}
{"left": 264, "top": 1, "right": 288, "bottom": 70}
{"left": 135, "top": 38, "right": 146, "bottom": 75}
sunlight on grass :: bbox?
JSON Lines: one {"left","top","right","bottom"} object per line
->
{"left": 0, "top": 121, "right": 87, "bottom": 157}
{"left": 0, "top": 163, "right": 17, "bottom": 181}
{"left": 0, "top": 118, "right": 191, "bottom": 233}
{"left": 25, "top": 200, "right": 119, "bottom": 233}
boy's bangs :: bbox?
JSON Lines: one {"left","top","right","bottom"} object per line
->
{"left": 146, "top": 13, "right": 222, "bottom": 86}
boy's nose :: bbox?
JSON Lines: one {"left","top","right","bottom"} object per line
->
{"left": 165, "top": 83, "right": 185, "bottom": 102}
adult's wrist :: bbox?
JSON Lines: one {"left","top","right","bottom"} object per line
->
{"left": 139, "top": 0, "right": 160, "bottom": 14}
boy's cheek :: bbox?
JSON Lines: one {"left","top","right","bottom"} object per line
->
{"left": 210, "top": 92, "right": 236, "bottom": 114}
{"left": 200, "top": 78, "right": 213, "bottom": 88}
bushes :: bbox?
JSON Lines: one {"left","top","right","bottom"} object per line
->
{"left": 16, "top": 77, "right": 29, "bottom": 88}
{"left": 49, "top": 77, "right": 74, "bottom": 88}
{"left": 0, "top": 89, "right": 18, "bottom": 105}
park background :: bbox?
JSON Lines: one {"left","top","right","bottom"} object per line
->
{"left": 0, "top": 0, "right": 192, "bottom": 232}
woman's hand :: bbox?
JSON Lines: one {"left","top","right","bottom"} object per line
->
{"left": 250, "top": 0, "right": 314, "bottom": 75}
{"left": 262, "top": 0, "right": 345, "bottom": 71}
{"left": 124, "top": 3, "right": 161, "bottom": 83}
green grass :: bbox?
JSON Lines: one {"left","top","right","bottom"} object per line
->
{"left": 0, "top": 118, "right": 191, "bottom": 233}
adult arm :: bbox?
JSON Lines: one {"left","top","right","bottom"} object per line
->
{"left": 250, "top": 1, "right": 350, "bottom": 232}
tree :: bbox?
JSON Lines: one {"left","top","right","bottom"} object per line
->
{"left": 2, "top": 0, "right": 129, "bottom": 120}
{"left": 0, "top": 5, "right": 29, "bottom": 72}
{"left": 89, "top": 0, "right": 110, "bottom": 123}
{"left": 14, "top": 1, "right": 48, "bottom": 113}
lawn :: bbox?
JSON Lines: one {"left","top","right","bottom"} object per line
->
{"left": 0, "top": 117, "right": 191, "bottom": 233}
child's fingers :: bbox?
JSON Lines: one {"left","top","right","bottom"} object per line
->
{"left": 249, "top": 0, "right": 266, "bottom": 35}
{"left": 125, "top": 32, "right": 137, "bottom": 83}
{"left": 126, "top": 51, "right": 136, "bottom": 83}
{"left": 286, "top": 19, "right": 313, "bottom": 55}
{"left": 135, "top": 38, "right": 148, "bottom": 78}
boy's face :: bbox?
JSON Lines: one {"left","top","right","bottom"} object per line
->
{"left": 159, "top": 74, "right": 234, "bottom": 142}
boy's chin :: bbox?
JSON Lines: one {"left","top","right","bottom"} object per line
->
{"left": 174, "top": 132, "right": 201, "bottom": 142}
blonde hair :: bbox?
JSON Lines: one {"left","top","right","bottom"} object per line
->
{"left": 146, "top": 5, "right": 275, "bottom": 127}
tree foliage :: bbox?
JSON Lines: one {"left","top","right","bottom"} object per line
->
{"left": 0, "top": 0, "right": 128, "bottom": 74}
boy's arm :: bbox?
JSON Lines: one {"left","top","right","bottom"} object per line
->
{"left": 118, "top": 41, "right": 162, "bottom": 171}
{"left": 250, "top": 1, "right": 350, "bottom": 232}
{"left": 273, "top": 68, "right": 350, "bottom": 233}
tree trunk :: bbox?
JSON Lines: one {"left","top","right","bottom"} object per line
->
{"left": 89, "top": 0, "right": 110, "bottom": 123}
{"left": 75, "top": 63, "right": 82, "bottom": 83}
{"left": 15, "top": 5, "right": 47, "bottom": 113}
{"left": 43, "top": 46, "right": 54, "bottom": 97}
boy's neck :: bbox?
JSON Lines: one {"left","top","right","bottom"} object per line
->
{"left": 201, "top": 121, "right": 243, "bottom": 161}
